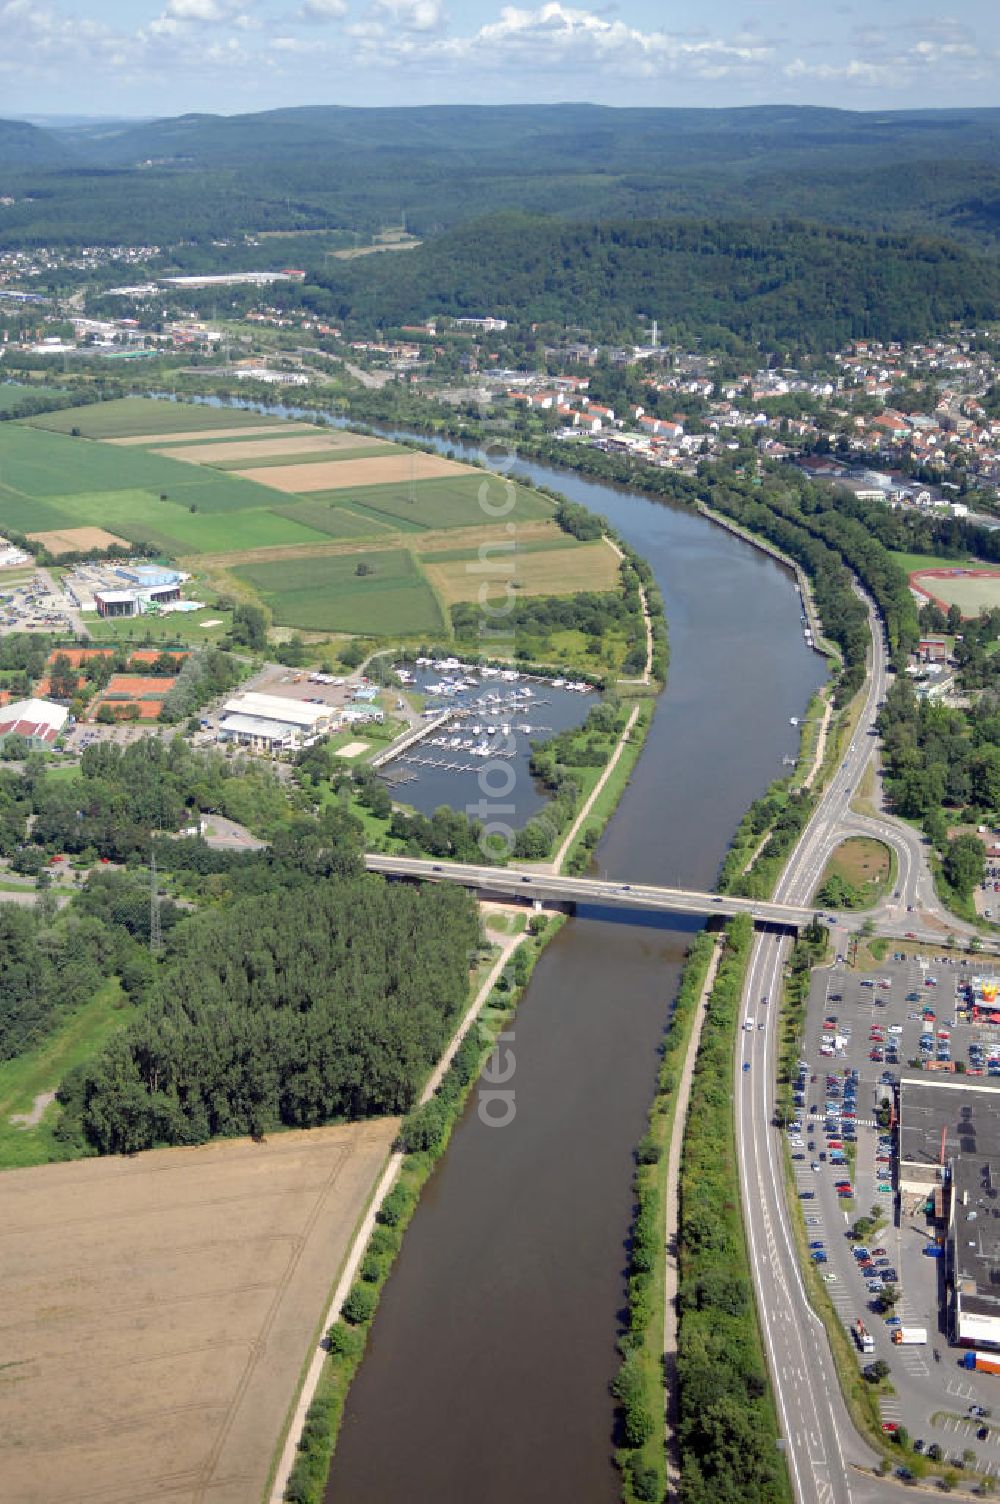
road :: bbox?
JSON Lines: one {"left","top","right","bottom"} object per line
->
{"left": 736, "top": 592, "right": 942, "bottom": 1503}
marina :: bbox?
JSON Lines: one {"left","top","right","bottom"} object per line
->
{"left": 378, "top": 658, "right": 596, "bottom": 821}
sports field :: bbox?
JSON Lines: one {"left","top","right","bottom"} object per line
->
{"left": 0, "top": 1120, "right": 398, "bottom": 1504}
{"left": 236, "top": 547, "right": 446, "bottom": 634}
{"left": 910, "top": 567, "right": 1000, "bottom": 617}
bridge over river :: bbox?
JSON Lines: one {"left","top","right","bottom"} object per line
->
{"left": 365, "top": 853, "right": 817, "bottom": 928}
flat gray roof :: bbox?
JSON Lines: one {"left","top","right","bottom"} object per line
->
{"left": 900, "top": 1076, "right": 1000, "bottom": 1320}
{"left": 900, "top": 1074, "right": 1000, "bottom": 1171}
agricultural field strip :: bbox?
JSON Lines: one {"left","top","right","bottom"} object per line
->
{"left": 108, "top": 424, "right": 317, "bottom": 446}
{"left": 425, "top": 536, "right": 620, "bottom": 603}
{"left": 232, "top": 451, "right": 475, "bottom": 494}
{"left": 0, "top": 1122, "right": 398, "bottom": 1504}
{"left": 190, "top": 518, "right": 565, "bottom": 568}
{"left": 25, "top": 398, "right": 295, "bottom": 439}
{"left": 150, "top": 435, "right": 392, "bottom": 465}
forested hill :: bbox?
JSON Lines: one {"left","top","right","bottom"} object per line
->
{"left": 300, "top": 214, "right": 1000, "bottom": 350}
{"left": 5, "top": 104, "right": 1000, "bottom": 248}
{"left": 0, "top": 118, "right": 70, "bottom": 169}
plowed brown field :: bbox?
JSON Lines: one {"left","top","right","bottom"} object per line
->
{"left": 234, "top": 451, "right": 472, "bottom": 494}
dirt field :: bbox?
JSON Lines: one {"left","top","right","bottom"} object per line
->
{"left": 0, "top": 1120, "right": 398, "bottom": 1504}
{"left": 911, "top": 567, "right": 1000, "bottom": 617}
{"left": 234, "top": 451, "right": 474, "bottom": 495}
{"left": 108, "top": 424, "right": 316, "bottom": 447}
{"left": 154, "top": 434, "right": 386, "bottom": 465}
{"left": 424, "top": 537, "right": 620, "bottom": 604}
{"left": 27, "top": 525, "right": 129, "bottom": 554}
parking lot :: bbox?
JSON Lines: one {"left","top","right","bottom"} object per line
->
{"left": 789, "top": 950, "right": 1000, "bottom": 1473}
{"left": 0, "top": 569, "right": 73, "bottom": 633}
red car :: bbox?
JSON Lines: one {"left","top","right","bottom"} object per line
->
{"left": 882, "top": 1422, "right": 899, "bottom": 1434}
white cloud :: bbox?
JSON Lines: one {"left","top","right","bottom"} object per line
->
{"left": 352, "top": 1, "right": 774, "bottom": 77}
{"left": 165, "top": 0, "right": 232, "bottom": 20}
{"left": 371, "top": 0, "right": 445, "bottom": 31}
{"left": 293, "top": 0, "right": 347, "bottom": 21}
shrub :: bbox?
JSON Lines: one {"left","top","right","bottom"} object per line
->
{"left": 341, "top": 1283, "right": 378, "bottom": 1326}
{"left": 326, "top": 1319, "right": 364, "bottom": 1359}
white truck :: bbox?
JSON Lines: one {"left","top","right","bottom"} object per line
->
{"left": 854, "top": 1319, "right": 875, "bottom": 1354}
{"left": 892, "top": 1327, "right": 928, "bottom": 1345}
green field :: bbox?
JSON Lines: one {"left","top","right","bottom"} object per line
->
{"left": 0, "top": 424, "right": 283, "bottom": 507}
{"left": 0, "top": 979, "right": 134, "bottom": 1170}
{"left": 0, "top": 426, "right": 339, "bottom": 553}
{"left": 0, "top": 382, "right": 67, "bottom": 414}
{"left": 48, "top": 488, "right": 329, "bottom": 553}
{"left": 25, "top": 396, "right": 287, "bottom": 439}
{"left": 890, "top": 549, "right": 981, "bottom": 575}
{"left": 236, "top": 548, "right": 445, "bottom": 635}
{"left": 315, "top": 474, "right": 555, "bottom": 531}
{"left": 271, "top": 500, "right": 393, "bottom": 539}
{"left": 85, "top": 606, "right": 234, "bottom": 644}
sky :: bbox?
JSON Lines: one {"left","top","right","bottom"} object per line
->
{"left": 1, "top": 0, "right": 998, "bottom": 119}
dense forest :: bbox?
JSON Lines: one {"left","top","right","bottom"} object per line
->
{"left": 299, "top": 215, "right": 1000, "bottom": 349}
{"left": 59, "top": 875, "right": 480, "bottom": 1154}
{"left": 5, "top": 105, "right": 1000, "bottom": 249}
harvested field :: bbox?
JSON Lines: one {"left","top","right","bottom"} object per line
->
{"left": 0, "top": 1120, "right": 398, "bottom": 1504}
{"left": 27, "top": 525, "right": 129, "bottom": 555}
{"left": 234, "top": 451, "right": 473, "bottom": 494}
{"left": 153, "top": 434, "right": 372, "bottom": 465}
{"left": 110, "top": 424, "right": 316, "bottom": 447}
{"left": 425, "top": 537, "right": 619, "bottom": 604}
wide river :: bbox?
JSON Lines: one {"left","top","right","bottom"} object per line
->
{"left": 317, "top": 443, "right": 828, "bottom": 1503}
{"left": 170, "top": 397, "right": 825, "bottom": 1500}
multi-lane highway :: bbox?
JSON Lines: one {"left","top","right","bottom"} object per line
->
{"left": 736, "top": 592, "right": 947, "bottom": 1503}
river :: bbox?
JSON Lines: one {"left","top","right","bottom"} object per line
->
{"left": 155, "top": 395, "right": 825, "bottom": 1498}
{"left": 322, "top": 449, "right": 825, "bottom": 1502}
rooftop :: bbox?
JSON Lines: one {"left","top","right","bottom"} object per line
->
{"left": 899, "top": 1074, "right": 1000, "bottom": 1171}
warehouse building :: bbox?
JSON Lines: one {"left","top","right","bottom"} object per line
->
{"left": 898, "top": 1074, "right": 1000, "bottom": 1349}
{"left": 218, "top": 692, "right": 335, "bottom": 753}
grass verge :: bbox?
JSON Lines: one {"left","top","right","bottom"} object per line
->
{"left": 675, "top": 915, "right": 792, "bottom": 1503}
{"left": 613, "top": 929, "right": 717, "bottom": 1503}
{"left": 0, "top": 979, "right": 133, "bottom": 1169}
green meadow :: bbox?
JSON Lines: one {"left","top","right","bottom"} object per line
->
{"left": 236, "top": 548, "right": 445, "bottom": 635}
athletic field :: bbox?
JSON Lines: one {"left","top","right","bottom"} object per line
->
{"left": 910, "top": 567, "right": 1000, "bottom": 617}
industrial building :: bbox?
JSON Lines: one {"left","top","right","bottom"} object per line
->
{"left": 0, "top": 697, "right": 68, "bottom": 748}
{"left": 218, "top": 692, "right": 335, "bottom": 753}
{"left": 898, "top": 1074, "right": 1000, "bottom": 1350}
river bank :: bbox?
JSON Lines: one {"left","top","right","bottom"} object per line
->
{"left": 272, "top": 909, "right": 551, "bottom": 1503}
